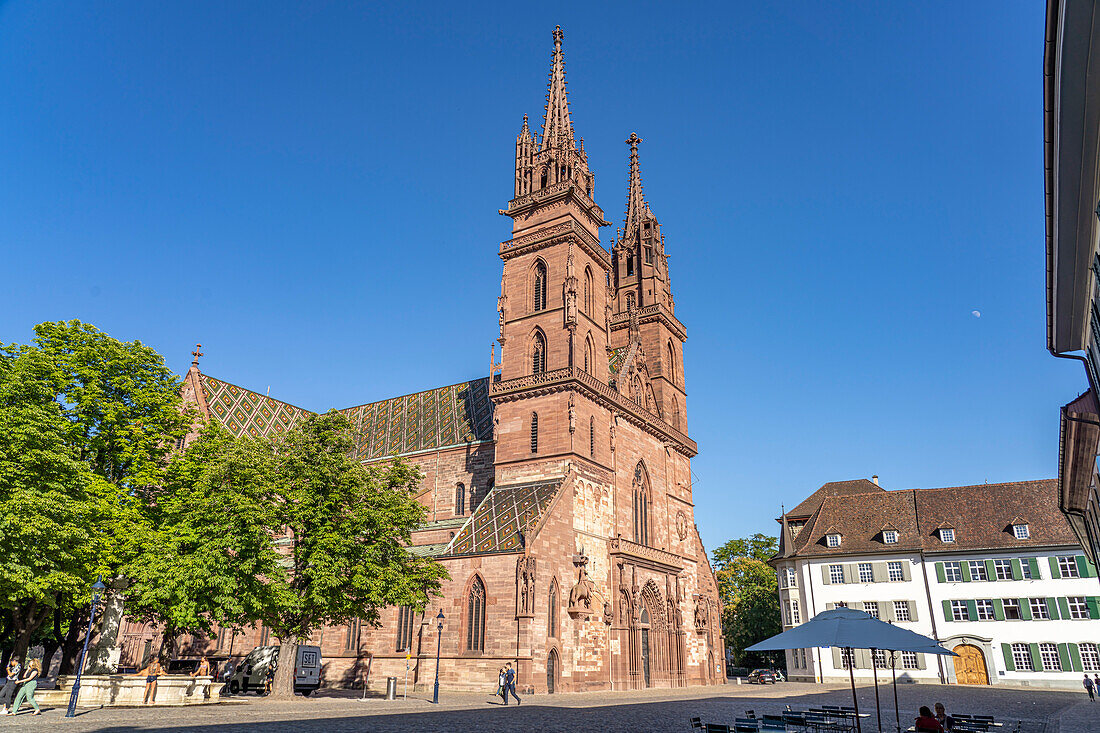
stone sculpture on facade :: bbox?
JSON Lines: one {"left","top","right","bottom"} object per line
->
{"left": 517, "top": 555, "right": 536, "bottom": 617}
{"left": 568, "top": 551, "right": 594, "bottom": 617}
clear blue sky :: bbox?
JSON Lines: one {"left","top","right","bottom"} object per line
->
{"left": 1, "top": 1, "right": 1075, "bottom": 555}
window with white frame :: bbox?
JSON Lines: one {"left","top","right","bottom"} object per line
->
{"left": 1021, "top": 560, "right": 1034, "bottom": 579}
{"left": 883, "top": 529, "right": 898, "bottom": 544}
{"left": 1040, "top": 643, "right": 1062, "bottom": 671}
{"left": 944, "top": 562, "right": 962, "bottom": 582}
{"left": 1069, "top": 596, "right": 1090, "bottom": 620}
{"left": 1030, "top": 598, "right": 1050, "bottom": 619}
{"left": 839, "top": 648, "right": 854, "bottom": 669}
{"left": 1059, "top": 555, "right": 1081, "bottom": 578}
{"left": 939, "top": 528, "right": 956, "bottom": 543}
{"left": 994, "top": 559, "right": 1013, "bottom": 581}
{"left": 968, "top": 560, "right": 988, "bottom": 581}
{"left": 791, "top": 600, "right": 801, "bottom": 624}
{"left": 858, "top": 563, "right": 873, "bottom": 583}
{"left": 893, "top": 600, "right": 911, "bottom": 621}
{"left": 901, "top": 652, "right": 919, "bottom": 669}
{"left": 873, "top": 649, "right": 887, "bottom": 668}
{"left": 830, "top": 564, "right": 844, "bottom": 584}
{"left": 1013, "top": 523, "right": 1030, "bottom": 539}
{"left": 976, "top": 599, "right": 995, "bottom": 621}
{"left": 827, "top": 533, "right": 841, "bottom": 548}
{"left": 950, "top": 600, "right": 970, "bottom": 621}
{"left": 786, "top": 567, "right": 797, "bottom": 588}
{"left": 1012, "top": 643, "right": 1034, "bottom": 670}
{"left": 800, "top": 649, "right": 807, "bottom": 668}
{"left": 863, "top": 602, "right": 878, "bottom": 618}
{"left": 783, "top": 602, "right": 790, "bottom": 625}
{"left": 1081, "top": 643, "right": 1100, "bottom": 672}
{"left": 888, "top": 561, "right": 904, "bottom": 581}
{"left": 1003, "top": 598, "right": 1022, "bottom": 620}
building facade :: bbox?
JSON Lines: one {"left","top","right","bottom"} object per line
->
{"left": 1044, "top": 0, "right": 1100, "bottom": 566}
{"left": 773, "top": 478, "right": 1100, "bottom": 690}
{"left": 116, "top": 27, "right": 725, "bottom": 694}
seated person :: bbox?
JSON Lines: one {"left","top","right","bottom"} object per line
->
{"left": 915, "top": 706, "right": 944, "bottom": 732}
{"left": 934, "top": 702, "right": 954, "bottom": 731}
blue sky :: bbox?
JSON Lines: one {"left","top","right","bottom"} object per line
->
{"left": 0, "top": 1, "right": 1075, "bottom": 555}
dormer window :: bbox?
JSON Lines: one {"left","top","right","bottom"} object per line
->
{"left": 883, "top": 530, "right": 898, "bottom": 545}
{"left": 826, "top": 533, "right": 842, "bottom": 548}
{"left": 1013, "top": 523, "right": 1030, "bottom": 539}
{"left": 939, "top": 528, "right": 956, "bottom": 543}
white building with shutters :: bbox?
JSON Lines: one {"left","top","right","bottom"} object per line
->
{"left": 772, "top": 478, "right": 1100, "bottom": 689}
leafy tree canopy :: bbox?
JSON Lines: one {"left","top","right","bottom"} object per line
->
{"left": 712, "top": 534, "right": 781, "bottom": 668}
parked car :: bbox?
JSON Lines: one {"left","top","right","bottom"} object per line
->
{"left": 747, "top": 668, "right": 779, "bottom": 684}
{"left": 226, "top": 645, "right": 322, "bottom": 696}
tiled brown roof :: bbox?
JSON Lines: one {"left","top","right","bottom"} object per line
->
{"left": 787, "top": 478, "right": 884, "bottom": 518}
{"left": 786, "top": 478, "right": 1075, "bottom": 558}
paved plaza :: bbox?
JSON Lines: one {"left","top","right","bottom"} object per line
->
{"left": 0, "top": 681, "right": 1094, "bottom": 733}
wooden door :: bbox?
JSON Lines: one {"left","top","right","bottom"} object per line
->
{"left": 952, "top": 644, "right": 989, "bottom": 685}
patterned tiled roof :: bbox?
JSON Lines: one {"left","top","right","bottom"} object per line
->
{"left": 608, "top": 346, "right": 628, "bottom": 375}
{"left": 198, "top": 374, "right": 494, "bottom": 459}
{"left": 448, "top": 479, "right": 562, "bottom": 555}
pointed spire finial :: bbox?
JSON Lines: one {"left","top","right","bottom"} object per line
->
{"left": 191, "top": 344, "right": 203, "bottom": 368}
{"left": 623, "top": 133, "right": 646, "bottom": 237}
{"left": 541, "top": 26, "right": 574, "bottom": 150}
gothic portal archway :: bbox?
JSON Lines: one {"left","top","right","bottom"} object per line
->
{"left": 547, "top": 648, "right": 559, "bottom": 693}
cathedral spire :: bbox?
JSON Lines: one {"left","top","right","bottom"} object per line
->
{"left": 540, "top": 25, "right": 575, "bottom": 150}
{"left": 622, "top": 133, "right": 646, "bottom": 239}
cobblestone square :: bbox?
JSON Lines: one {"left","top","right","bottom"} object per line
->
{"left": 0, "top": 681, "right": 1093, "bottom": 733}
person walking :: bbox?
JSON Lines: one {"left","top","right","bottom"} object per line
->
{"left": 8, "top": 659, "right": 41, "bottom": 716}
{"left": 502, "top": 662, "right": 521, "bottom": 706}
{"left": 137, "top": 657, "right": 164, "bottom": 704}
{"left": 1086, "top": 674, "right": 1096, "bottom": 701}
{"left": 1093, "top": 673, "right": 1099, "bottom": 693}
{"left": 496, "top": 667, "right": 506, "bottom": 704}
{"left": 0, "top": 659, "right": 22, "bottom": 715}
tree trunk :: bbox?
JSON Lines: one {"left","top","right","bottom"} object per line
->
{"left": 160, "top": 623, "right": 178, "bottom": 664}
{"left": 10, "top": 601, "right": 51, "bottom": 667}
{"left": 58, "top": 605, "right": 89, "bottom": 675}
{"left": 270, "top": 637, "right": 298, "bottom": 700}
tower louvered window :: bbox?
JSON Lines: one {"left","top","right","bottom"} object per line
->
{"left": 533, "top": 261, "right": 547, "bottom": 312}
{"left": 396, "top": 606, "right": 415, "bottom": 652}
{"left": 466, "top": 577, "right": 486, "bottom": 652}
{"left": 530, "top": 412, "right": 539, "bottom": 453}
{"left": 532, "top": 332, "right": 546, "bottom": 374}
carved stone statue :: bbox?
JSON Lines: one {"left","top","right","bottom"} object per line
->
{"left": 609, "top": 415, "right": 617, "bottom": 453}
{"left": 568, "top": 552, "right": 594, "bottom": 617}
{"left": 568, "top": 392, "right": 576, "bottom": 434}
{"left": 516, "top": 555, "right": 536, "bottom": 617}
{"left": 693, "top": 595, "right": 709, "bottom": 633}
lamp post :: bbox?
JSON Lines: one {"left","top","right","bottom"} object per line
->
{"left": 432, "top": 609, "right": 444, "bottom": 704}
{"left": 65, "top": 576, "right": 107, "bottom": 718}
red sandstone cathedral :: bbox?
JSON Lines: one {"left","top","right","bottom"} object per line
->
{"left": 120, "top": 27, "right": 724, "bottom": 693}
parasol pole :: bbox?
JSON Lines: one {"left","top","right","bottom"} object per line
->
{"left": 846, "top": 647, "right": 862, "bottom": 733}
{"left": 891, "top": 651, "right": 900, "bottom": 733}
{"left": 871, "top": 648, "right": 882, "bottom": 733}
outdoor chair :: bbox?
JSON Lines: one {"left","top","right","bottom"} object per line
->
{"left": 689, "top": 716, "right": 704, "bottom": 730}
{"left": 732, "top": 722, "right": 758, "bottom": 733}
{"left": 760, "top": 714, "right": 787, "bottom": 731}
{"left": 745, "top": 710, "right": 757, "bottom": 718}
{"left": 707, "top": 724, "right": 734, "bottom": 733}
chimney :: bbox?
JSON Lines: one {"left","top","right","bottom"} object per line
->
{"left": 871, "top": 475, "right": 879, "bottom": 486}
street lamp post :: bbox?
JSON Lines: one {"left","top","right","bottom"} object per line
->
{"left": 432, "top": 609, "right": 444, "bottom": 704}
{"left": 65, "top": 576, "right": 107, "bottom": 718}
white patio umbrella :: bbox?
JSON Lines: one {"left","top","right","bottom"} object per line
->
{"left": 746, "top": 607, "right": 957, "bottom": 733}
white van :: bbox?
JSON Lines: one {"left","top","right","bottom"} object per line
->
{"left": 227, "top": 644, "right": 321, "bottom": 696}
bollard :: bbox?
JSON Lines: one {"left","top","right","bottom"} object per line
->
{"left": 385, "top": 676, "right": 397, "bottom": 700}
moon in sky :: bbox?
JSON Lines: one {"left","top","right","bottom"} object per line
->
{"left": 972, "top": 310, "right": 981, "bottom": 318}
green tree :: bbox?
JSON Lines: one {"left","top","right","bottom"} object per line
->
{"left": 712, "top": 534, "right": 782, "bottom": 668}
{"left": 121, "top": 421, "right": 283, "bottom": 654}
{"left": 253, "top": 411, "right": 447, "bottom": 698}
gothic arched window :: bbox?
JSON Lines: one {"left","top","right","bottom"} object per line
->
{"left": 532, "top": 331, "right": 546, "bottom": 374}
{"left": 466, "top": 576, "right": 486, "bottom": 652}
{"left": 532, "top": 261, "right": 547, "bottom": 312}
{"left": 667, "top": 341, "right": 677, "bottom": 386}
{"left": 584, "top": 335, "right": 594, "bottom": 374}
{"left": 633, "top": 461, "right": 650, "bottom": 546}
{"left": 626, "top": 292, "right": 636, "bottom": 311}
{"left": 455, "top": 483, "right": 465, "bottom": 516}
{"left": 584, "top": 267, "right": 593, "bottom": 314}
{"left": 548, "top": 579, "right": 559, "bottom": 637}
{"left": 530, "top": 412, "right": 539, "bottom": 454}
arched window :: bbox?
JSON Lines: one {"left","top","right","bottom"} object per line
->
{"left": 667, "top": 341, "right": 677, "bottom": 385}
{"left": 589, "top": 416, "right": 595, "bottom": 458}
{"left": 466, "top": 576, "right": 486, "bottom": 652}
{"left": 548, "top": 579, "right": 559, "bottom": 637}
{"left": 540, "top": 168, "right": 548, "bottom": 189}
{"left": 584, "top": 335, "right": 594, "bottom": 374}
{"left": 626, "top": 292, "right": 636, "bottom": 311}
{"left": 530, "top": 412, "right": 539, "bottom": 453}
{"left": 532, "top": 331, "right": 546, "bottom": 374}
{"left": 633, "top": 461, "right": 650, "bottom": 546}
{"left": 584, "top": 267, "right": 593, "bottom": 314}
{"left": 455, "top": 483, "right": 466, "bottom": 516}
{"left": 532, "top": 261, "right": 547, "bottom": 312}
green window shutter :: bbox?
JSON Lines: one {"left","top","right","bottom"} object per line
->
{"left": 1057, "top": 596, "right": 1071, "bottom": 620}
{"left": 1087, "top": 558, "right": 1098, "bottom": 577}
{"left": 935, "top": 562, "right": 946, "bottom": 583}
{"left": 1029, "top": 643, "right": 1043, "bottom": 671}
{"left": 1088, "top": 597, "right": 1100, "bottom": 620}
{"left": 960, "top": 562, "right": 972, "bottom": 582}
{"left": 1020, "top": 599, "right": 1032, "bottom": 620}
{"left": 1070, "top": 643, "right": 1084, "bottom": 672}
{"left": 1058, "top": 643, "right": 1073, "bottom": 672}
{"left": 1010, "top": 558, "right": 1023, "bottom": 580}
{"left": 1028, "top": 557, "right": 1042, "bottom": 579}
{"left": 1049, "top": 556, "right": 1061, "bottom": 579}
{"left": 1047, "top": 598, "right": 1060, "bottom": 620}
{"left": 985, "top": 559, "right": 996, "bottom": 580}
{"left": 1076, "top": 556, "right": 1098, "bottom": 578}
{"left": 1002, "top": 643, "right": 1015, "bottom": 671}
{"left": 965, "top": 599, "right": 978, "bottom": 621}
{"left": 942, "top": 600, "right": 953, "bottom": 621}
{"left": 992, "top": 599, "right": 1005, "bottom": 621}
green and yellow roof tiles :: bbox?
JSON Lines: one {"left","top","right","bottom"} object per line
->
{"left": 447, "top": 478, "right": 562, "bottom": 555}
